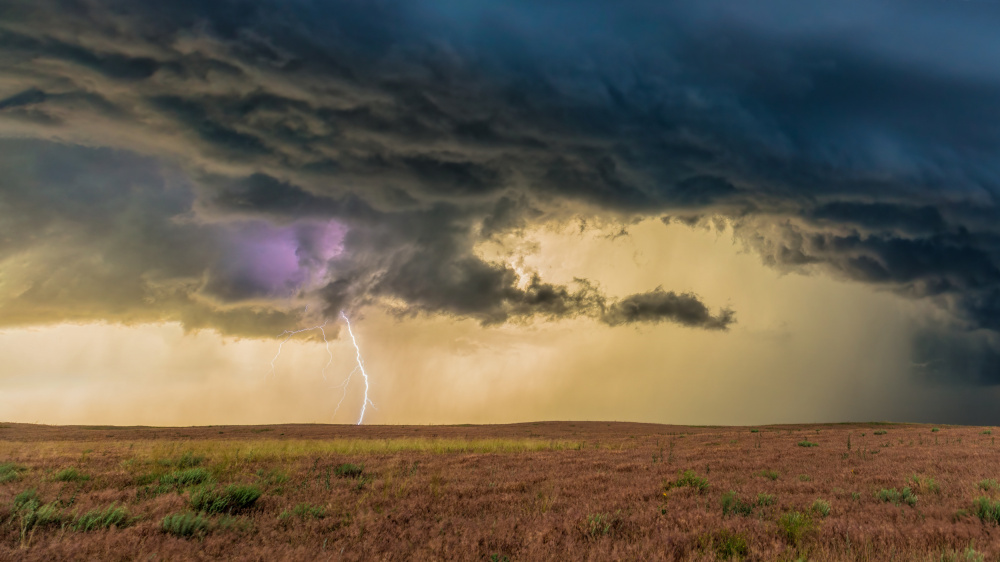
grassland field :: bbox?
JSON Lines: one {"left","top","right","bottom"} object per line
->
{"left": 1, "top": 421, "right": 999, "bottom": 560}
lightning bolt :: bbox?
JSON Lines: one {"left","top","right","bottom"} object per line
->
{"left": 267, "top": 321, "right": 330, "bottom": 379}
{"left": 340, "top": 311, "right": 373, "bottom": 425}
{"left": 266, "top": 311, "right": 375, "bottom": 425}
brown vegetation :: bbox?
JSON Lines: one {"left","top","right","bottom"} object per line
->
{"left": 1, "top": 421, "right": 999, "bottom": 560}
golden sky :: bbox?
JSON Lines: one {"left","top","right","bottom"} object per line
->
{"left": 7, "top": 219, "right": 983, "bottom": 426}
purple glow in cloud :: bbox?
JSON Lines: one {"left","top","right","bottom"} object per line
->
{"left": 207, "top": 220, "right": 345, "bottom": 301}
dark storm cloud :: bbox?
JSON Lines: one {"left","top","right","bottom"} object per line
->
{"left": 4, "top": 0, "right": 1000, "bottom": 380}
{"left": 602, "top": 290, "right": 735, "bottom": 330}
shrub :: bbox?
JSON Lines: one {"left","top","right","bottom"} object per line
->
{"left": 982, "top": 429, "right": 992, "bottom": 435}
{"left": 0, "top": 463, "right": 26, "bottom": 484}
{"left": 160, "top": 468, "right": 211, "bottom": 487}
{"left": 811, "top": 499, "right": 831, "bottom": 518}
{"left": 973, "top": 496, "right": 1000, "bottom": 525}
{"left": 932, "top": 428, "right": 940, "bottom": 433}
{"left": 749, "top": 429, "right": 760, "bottom": 433}
{"left": 756, "top": 493, "right": 776, "bottom": 507}
{"left": 53, "top": 468, "right": 90, "bottom": 483}
{"left": 757, "top": 470, "right": 779, "bottom": 481}
{"left": 777, "top": 511, "right": 813, "bottom": 547}
{"left": 797, "top": 441, "right": 819, "bottom": 447}
{"left": 720, "top": 490, "right": 753, "bottom": 517}
{"left": 665, "top": 469, "right": 709, "bottom": 493}
{"left": 71, "top": 504, "right": 130, "bottom": 531}
{"left": 334, "top": 463, "right": 364, "bottom": 479}
{"left": 161, "top": 512, "right": 209, "bottom": 538}
{"left": 874, "top": 430, "right": 887, "bottom": 435}
{"left": 190, "top": 484, "right": 261, "bottom": 514}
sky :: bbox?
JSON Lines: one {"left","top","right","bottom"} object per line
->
{"left": 2, "top": 0, "right": 1000, "bottom": 426}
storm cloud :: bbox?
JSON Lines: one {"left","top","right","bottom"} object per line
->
{"left": 3, "top": 0, "right": 1000, "bottom": 379}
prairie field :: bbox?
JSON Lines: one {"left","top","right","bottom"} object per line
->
{"left": 1, "top": 421, "right": 999, "bottom": 560}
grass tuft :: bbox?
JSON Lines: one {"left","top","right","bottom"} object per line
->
{"left": 334, "top": 463, "right": 365, "bottom": 479}
{"left": 190, "top": 484, "right": 261, "bottom": 514}
{"left": 161, "top": 512, "right": 210, "bottom": 538}
{"left": 977, "top": 479, "right": 998, "bottom": 492}
{"left": 699, "top": 529, "right": 749, "bottom": 560}
{"left": 53, "top": 468, "right": 90, "bottom": 483}
{"left": 71, "top": 504, "right": 131, "bottom": 531}
{"left": 582, "top": 511, "right": 624, "bottom": 540}
{"left": 0, "top": 463, "right": 27, "bottom": 484}
{"left": 720, "top": 490, "right": 753, "bottom": 517}
{"left": 665, "top": 469, "right": 709, "bottom": 494}
{"left": 811, "top": 498, "right": 831, "bottom": 518}
{"left": 756, "top": 493, "right": 776, "bottom": 507}
{"left": 777, "top": 511, "right": 813, "bottom": 547}
{"left": 797, "top": 440, "right": 819, "bottom": 447}
{"left": 973, "top": 496, "right": 1000, "bottom": 525}
{"left": 757, "top": 469, "right": 780, "bottom": 481}
{"left": 877, "top": 487, "right": 918, "bottom": 507}
{"left": 160, "top": 468, "right": 211, "bottom": 487}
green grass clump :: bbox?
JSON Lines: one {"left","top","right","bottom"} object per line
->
{"left": 583, "top": 511, "right": 623, "bottom": 540}
{"left": 71, "top": 504, "right": 130, "bottom": 531}
{"left": 909, "top": 474, "right": 941, "bottom": 495}
{"left": 973, "top": 496, "right": 1000, "bottom": 525}
{"left": 255, "top": 468, "right": 290, "bottom": 488}
{"left": 334, "top": 463, "right": 364, "bottom": 479}
{"left": 720, "top": 490, "right": 753, "bottom": 517}
{"left": 777, "top": 511, "right": 813, "bottom": 547}
{"left": 10, "top": 489, "right": 63, "bottom": 541}
{"left": 873, "top": 430, "right": 887, "bottom": 435}
{"left": 797, "top": 440, "right": 819, "bottom": 447}
{"left": 159, "top": 451, "right": 206, "bottom": 469}
{"left": 161, "top": 512, "right": 210, "bottom": 538}
{"left": 757, "top": 469, "right": 780, "bottom": 481}
{"left": 665, "top": 469, "right": 709, "bottom": 493}
{"left": 279, "top": 503, "right": 327, "bottom": 522}
{"left": 982, "top": 429, "right": 992, "bottom": 435}
{"left": 0, "top": 463, "right": 26, "bottom": 484}
{"left": 877, "top": 487, "right": 918, "bottom": 507}
{"left": 932, "top": 428, "right": 940, "bottom": 433}
{"left": 699, "top": 529, "right": 749, "bottom": 560}
{"left": 292, "top": 503, "right": 326, "bottom": 519}
{"left": 798, "top": 474, "right": 812, "bottom": 482}
{"left": 190, "top": 484, "right": 261, "bottom": 514}
{"left": 756, "top": 493, "right": 776, "bottom": 507}
{"left": 811, "top": 499, "right": 831, "bottom": 518}
{"left": 938, "top": 546, "right": 985, "bottom": 562}
{"left": 160, "top": 468, "right": 211, "bottom": 487}
{"left": 749, "top": 429, "right": 760, "bottom": 433}
{"left": 53, "top": 468, "right": 90, "bottom": 483}
{"left": 977, "top": 479, "right": 998, "bottom": 492}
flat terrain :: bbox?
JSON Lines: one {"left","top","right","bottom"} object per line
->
{"left": 1, "top": 421, "right": 999, "bottom": 560}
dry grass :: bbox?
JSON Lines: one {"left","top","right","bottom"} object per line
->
{"left": 0, "top": 421, "right": 998, "bottom": 560}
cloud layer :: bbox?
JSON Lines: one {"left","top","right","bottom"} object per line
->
{"left": 2, "top": 0, "right": 1000, "bottom": 380}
